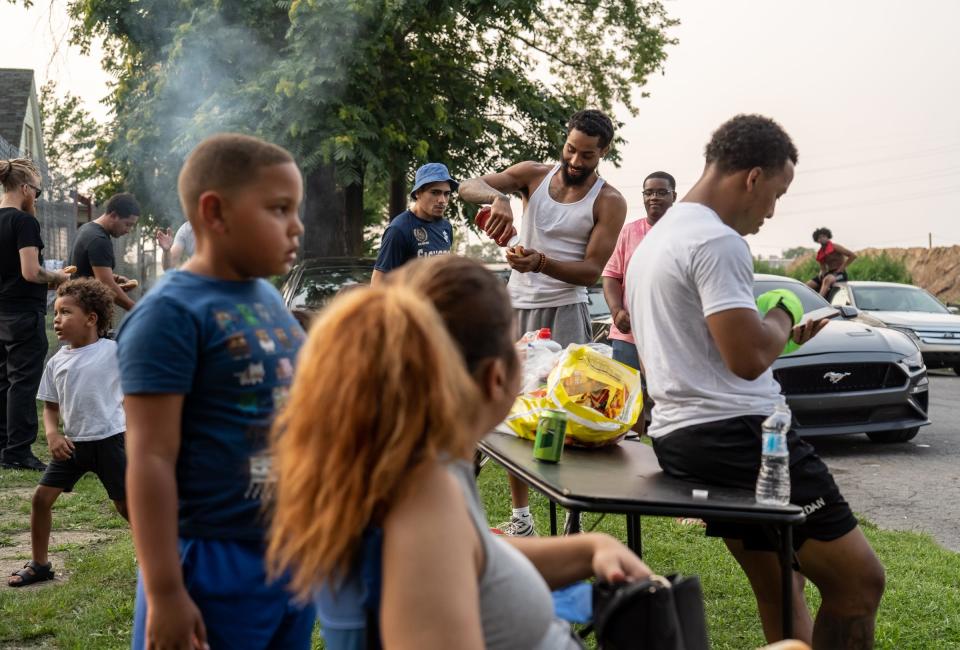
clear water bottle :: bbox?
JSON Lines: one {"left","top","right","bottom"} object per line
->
{"left": 755, "top": 398, "right": 792, "bottom": 505}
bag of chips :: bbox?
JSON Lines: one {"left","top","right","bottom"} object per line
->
{"left": 504, "top": 344, "right": 642, "bottom": 447}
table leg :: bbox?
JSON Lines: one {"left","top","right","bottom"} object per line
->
{"left": 564, "top": 508, "right": 581, "bottom": 535}
{"left": 626, "top": 515, "right": 643, "bottom": 557}
{"left": 780, "top": 524, "right": 794, "bottom": 640}
{"left": 549, "top": 502, "right": 558, "bottom": 537}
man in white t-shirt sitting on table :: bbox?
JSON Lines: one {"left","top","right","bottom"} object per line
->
{"left": 626, "top": 114, "right": 884, "bottom": 648}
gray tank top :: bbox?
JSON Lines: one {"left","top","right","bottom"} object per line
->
{"left": 508, "top": 164, "right": 605, "bottom": 309}
{"left": 447, "top": 461, "right": 583, "bottom": 650}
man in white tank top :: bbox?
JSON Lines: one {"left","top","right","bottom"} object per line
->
{"left": 460, "top": 110, "right": 627, "bottom": 537}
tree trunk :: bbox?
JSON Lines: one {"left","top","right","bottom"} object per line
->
{"left": 389, "top": 168, "right": 408, "bottom": 219}
{"left": 301, "top": 164, "right": 364, "bottom": 258}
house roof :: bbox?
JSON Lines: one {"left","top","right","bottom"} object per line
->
{"left": 0, "top": 68, "right": 35, "bottom": 148}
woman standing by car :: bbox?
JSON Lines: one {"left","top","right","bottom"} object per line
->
{"left": 0, "top": 159, "right": 68, "bottom": 470}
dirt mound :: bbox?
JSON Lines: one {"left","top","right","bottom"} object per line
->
{"left": 789, "top": 246, "right": 960, "bottom": 304}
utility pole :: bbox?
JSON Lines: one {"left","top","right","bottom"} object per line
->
{"left": 929, "top": 232, "right": 932, "bottom": 249}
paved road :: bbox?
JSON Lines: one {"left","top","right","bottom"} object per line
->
{"left": 807, "top": 371, "right": 960, "bottom": 552}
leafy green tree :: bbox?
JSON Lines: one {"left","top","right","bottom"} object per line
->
{"left": 67, "top": 0, "right": 678, "bottom": 255}
{"left": 787, "top": 252, "right": 912, "bottom": 285}
{"left": 787, "top": 257, "right": 820, "bottom": 282}
{"left": 39, "top": 81, "right": 102, "bottom": 192}
{"left": 782, "top": 246, "right": 814, "bottom": 260}
{"left": 754, "top": 258, "right": 788, "bottom": 276}
{"left": 848, "top": 253, "right": 912, "bottom": 284}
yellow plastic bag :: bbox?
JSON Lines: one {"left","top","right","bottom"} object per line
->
{"left": 504, "top": 344, "right": 642, "bottom": 447}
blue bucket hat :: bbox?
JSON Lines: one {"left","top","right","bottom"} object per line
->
{"left": 410, "top": 162, "right": 459, "bottom": 199}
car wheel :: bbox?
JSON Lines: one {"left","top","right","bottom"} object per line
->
{"left": 866, "top": 428, "right": 919, "bottom": 443}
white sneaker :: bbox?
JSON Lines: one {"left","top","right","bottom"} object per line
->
{"left": 496, "top": 515, "right": 537, "bottom": 537}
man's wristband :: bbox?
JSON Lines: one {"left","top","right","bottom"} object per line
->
{"left": 771, "top": 301, "right": 795, "bottom": 325}
{"left": 756, "top": 289, "right": 804, "bottom": 355}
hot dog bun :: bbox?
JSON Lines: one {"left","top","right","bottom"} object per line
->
{"left": 62, "top": 265, "right": 77, "bottom": 275}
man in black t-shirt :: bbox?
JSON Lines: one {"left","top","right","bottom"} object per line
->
{"left": 0, "top": 158, "right": 69, "bottom": 470}
{"left": 70, "top": 193, "right": 141, "bottom": 311}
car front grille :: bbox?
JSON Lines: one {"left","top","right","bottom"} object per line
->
{"left": 916, "top": 329, "right": 960, "bottom": 346}
{"left": 795, "top": 404, "right": 917, "bottom": 427}
{"left": 774, "top": 362, "right": 906, "bottom": 394}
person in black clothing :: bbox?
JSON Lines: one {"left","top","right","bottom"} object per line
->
{"left": 69, "top": 193, "right": 141, "bottom": 311}
{"left": 0, "top": 159, "right": 69, "bottom": 470}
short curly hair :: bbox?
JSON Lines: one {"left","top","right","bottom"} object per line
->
{"left": 56, "top": 279, "right": 114, "bottom": 337}
{"left": 567, "top": 109, "right": 615, "bottom": 149}
{"left": 812, "top": 227, "right": 833, "bottom": 242}
{"left": 705, "top": 114, "right": 798, "bottom": 174}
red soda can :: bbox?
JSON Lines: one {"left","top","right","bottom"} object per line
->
{"left": 475, "top": 206, "right": 518, "bottom": 247}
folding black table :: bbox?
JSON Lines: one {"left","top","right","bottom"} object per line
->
{"left": 478, "top": 431, "right": 807, "bottom": 638}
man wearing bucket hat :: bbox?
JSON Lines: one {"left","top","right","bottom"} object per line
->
{"left": 371, "top": 163, "right": 459, "bottom": 286}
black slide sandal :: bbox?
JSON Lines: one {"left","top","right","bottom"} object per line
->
{"left": 7, "top": 561, "right": 54, "bottom": 587}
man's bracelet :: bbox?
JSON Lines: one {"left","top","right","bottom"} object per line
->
{"left": 535, "top": 253, "right": 548, "bottom": 273}
{"left": 772, "top": 301, "right": 795, "bottom": 324}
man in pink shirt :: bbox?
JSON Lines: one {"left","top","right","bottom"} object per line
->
{"left": 603, "top": 171, "right": 676, "bottom": 370}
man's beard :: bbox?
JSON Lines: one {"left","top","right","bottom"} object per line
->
{"left": 21, "top": 199, "right": 35, "bottom": 216}
{"left": 560, "top": 161, "right": 594, "bottom": 186}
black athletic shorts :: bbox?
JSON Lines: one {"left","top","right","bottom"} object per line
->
{"left": 652, "top": 416, "right": 857, "bottom": 552}
{"left": 39, "top": 433, "right": 126, "bottom": 501}
{"left": 809, "top": 270, "right": 848, "bottom": 289}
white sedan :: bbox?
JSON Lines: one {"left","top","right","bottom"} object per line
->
{"left": 831, "top": 281, "right": 960, "bottom": 376}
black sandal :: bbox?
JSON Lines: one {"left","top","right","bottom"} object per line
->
{"left": 7, "top": 561, "right": 54, "bottom": 587}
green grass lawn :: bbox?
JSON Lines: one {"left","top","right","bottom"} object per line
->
{"left": 1, "top": 444, "right": 958, "bottom": 648}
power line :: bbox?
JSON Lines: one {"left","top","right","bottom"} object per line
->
{"left": 786, "top": 165, "right": 960, "bottom": 198}
{"left": 798, "top": 143, "right": 960, "bottom": 175}
{"left": 774, "top": 184, "right": 960, "bottom": 217}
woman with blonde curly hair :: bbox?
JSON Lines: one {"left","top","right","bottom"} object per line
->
{"left": 0, "top": 158, "right": 69, "bottom": 470}
{"left": 268, "top": 255, "right": 650, "bottom": 650}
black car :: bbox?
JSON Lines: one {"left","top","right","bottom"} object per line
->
{"left": 754, "top": 275, "right": 929, "bottom": 442}
{"left": 281, "top": 257, "right": 376, "bottom": 311}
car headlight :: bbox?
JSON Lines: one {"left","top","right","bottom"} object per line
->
{"left": 889, "top": 326, "right": 922, "bottom": 346}
{"left": 900, "top": 350, "right": 925, "bottom": 371}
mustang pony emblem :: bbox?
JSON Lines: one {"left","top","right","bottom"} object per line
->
{"left": 823, "top": 371, "right": 852, "bottom": 384}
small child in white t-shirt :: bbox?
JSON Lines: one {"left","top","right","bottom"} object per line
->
{"left": 7, "top": 279, "right": 128, "bottom": 587}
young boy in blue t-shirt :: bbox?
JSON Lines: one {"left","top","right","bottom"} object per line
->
{"left": 118, "top": 133, "right": 314, "bottom": 649}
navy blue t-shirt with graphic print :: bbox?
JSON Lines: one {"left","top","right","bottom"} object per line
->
{"left": 374, "top": 209, "right": 453, "bottom": 273}
{"left": 117, "top": 271, "right": 304, "bottom": 542}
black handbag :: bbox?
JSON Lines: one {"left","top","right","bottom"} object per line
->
{"left": 592, "top": 574, "right": 710, "bottom": 650}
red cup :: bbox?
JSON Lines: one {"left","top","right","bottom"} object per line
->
{"left": 475, "top": 206, "right": 518, "bottom": 247}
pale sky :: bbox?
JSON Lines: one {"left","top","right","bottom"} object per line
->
{"left": 4, "top": 0, "right": 960, "bottom": 254}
